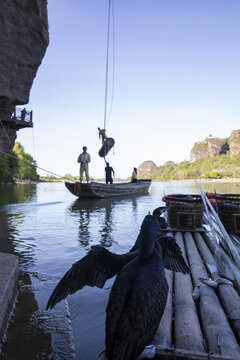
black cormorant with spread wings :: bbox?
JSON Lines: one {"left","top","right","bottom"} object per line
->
{"left": 46, "top": 208, "right": 169, "bottom": 310}
{"left": 46, "top": 212, "right": 189, "bottom": 359}
{"left": 102, "top": 215, "right": 188, "bottom": 359}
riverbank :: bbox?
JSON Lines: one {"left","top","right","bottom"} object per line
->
{"left": 1, "top": 177, "right": 240, "bottom": 185}
{"left": 155, "top": 178, "right": 240, "bottom": 183}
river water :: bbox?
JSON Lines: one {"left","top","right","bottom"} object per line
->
{"left": 0, "top": 181, "right": 239, "bottom": 359}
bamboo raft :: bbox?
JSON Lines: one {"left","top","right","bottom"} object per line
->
{"left": 154, "top": 197, "right": 240, "bottom": 359}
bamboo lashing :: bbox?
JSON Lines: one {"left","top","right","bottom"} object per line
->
{"left": 194, "top": 232, "right": 240, "bottom": 341}
{"left": 184, "top": 231, "right": 240, "bottom": 357}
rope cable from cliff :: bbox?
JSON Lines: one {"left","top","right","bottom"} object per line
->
{"left": 31, "top": 126, "right": 36, "bottom": 160}
{"left": 106, "top": 0, "right": 115, "bottom": 127}
{"left": 0, "top": 119, "right": 14, "bottom": 147}
{"left": 0, "top": 113, "right": 62, "bottom": 178}
{"left": 103, "top": 0, "right": 115, "bottom": 130}
{"left": 0, "top": 149, "right": 64, "bottom": 178}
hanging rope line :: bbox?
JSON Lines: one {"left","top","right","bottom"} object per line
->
{"left": 0, "top": 111, "right": 63, "bottom": 178}
{"left": 0, "top": 150, "right": 64, "bottom": 178}
{"left": 32, "top": 126, "right": 36, "bottom": 160}
{"left": 103, "top": 0, "right": 114, "bottom": 130}
{"left": 0, "top": 120, "right": 14, "bottom": 147}
{"left": 106, "top": 0, "right": 115, "bottom": 127}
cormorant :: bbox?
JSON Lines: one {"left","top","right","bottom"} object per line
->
{"left": 46, "top": 209, "right": 168, "bottom": 310}
{"left": 46, "top": 213, "right": 189, "bottom": 360}
{"left": 102, "top": 215, "right": 188, "bottom": 360}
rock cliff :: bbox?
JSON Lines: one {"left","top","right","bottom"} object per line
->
{"left": 138, "top": 161, "right": 157, "bottom": 177}
{"left": 190, "top": 136, "right": 230, "bottom": 162}
{"left": 229, "top": 130, "right": 240, "bottom": 156}
{"left": 0, "top": 0, "right": 49, "bottom": 155}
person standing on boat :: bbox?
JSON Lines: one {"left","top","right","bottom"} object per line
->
{"left": 105, "top": 162, "right": 115, "bottom": 184}
{"left": 78, "top": 146, "right": 91, "bottom": 183}
{"left": 131, "top": 167, "right": 138, "bottom": 183}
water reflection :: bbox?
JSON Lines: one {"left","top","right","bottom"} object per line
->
{"left": 70, "top": 198, "right": 119, "bottom": 248}
{"left": 69, "top": 195, "right": 143, "bottom": 249}
{"left": 1, "top": 272, "right": 75, "bottom": 360}
{"left": 192, "top": 181, "right": 240, "bottom": 194}
{"left": 0, "top": 183, "right": 37, "bottom": 205}
{"left": 0, "top": 184, "right": 37, "bottom": 260}
{"left": 1, "top": 181, "right": 240, "bottom": 360}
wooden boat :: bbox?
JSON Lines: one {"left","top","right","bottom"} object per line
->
{"left": 65, "top": 179, "right": 151, "bottom": 198}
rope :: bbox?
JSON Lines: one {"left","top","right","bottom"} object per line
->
{"left": 0, "top": 150, "right": 64, "bottom": 178}
{"left": 106, "top": 0, "right": 115, "bottom": 127}
{"left": 103, "top": 0, "right": 112, "bottom": 130}
{"left": 0, "top": 116, "right": 63, "bottom": 178}
{"left": 0, "top": 120, "right": 14, "bottom": 147}
{"left": 32, "top": 126, "right": 36, "bottom": 160}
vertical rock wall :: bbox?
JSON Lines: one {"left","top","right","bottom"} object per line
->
{"left": 230, "top": 130, "right": 240, "bottom": 156}
{"left": 0, "top": 0, "right": 49, "bottom": 155}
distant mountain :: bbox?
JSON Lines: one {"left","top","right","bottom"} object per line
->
{"left": 64, "top": 173, "right": 73, "bottom": 179}
{"left": 138, "top": 129, "right": 240, "bottom": 181}
{"left": 138, "top": 161, "right": 157, "bottom": 177}
{"left": 190, "top": 130, "right": 240, "bottom": 162}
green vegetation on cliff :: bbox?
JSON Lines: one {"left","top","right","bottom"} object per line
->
{"left": 0, "top": 142, "right": 37, "bottom": 183}
{"left": 140, "top": 153, "right": 240, "bottom": 181}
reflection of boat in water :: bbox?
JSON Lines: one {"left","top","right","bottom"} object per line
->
{"left": 69, "top": 194, "right": 141, "bottom": 248}
{"left": 65, "top": 180, "right": 151, "bottom": 198}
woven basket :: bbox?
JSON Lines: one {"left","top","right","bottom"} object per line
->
{"left": 163, "top": 194, "right": 204, "bottom": 229}
{"left": 216, "top": 194, "right": 240, "bottom": 233}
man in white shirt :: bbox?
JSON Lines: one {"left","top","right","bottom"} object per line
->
{"left": 77, "top": 146, "right": 91, "bottom": 183}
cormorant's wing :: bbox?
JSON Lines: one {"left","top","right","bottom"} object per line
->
{"left": 105, "top": 267, "right": 132, "bottom": 359}
{"left": 157, "top": 235, "right": 190, "bottom": 274}
{"left": 46, "top": 245, "right": 137, "bottom": 310}
{"left": 129, "top": 232, "right": 140, "bottom": 252}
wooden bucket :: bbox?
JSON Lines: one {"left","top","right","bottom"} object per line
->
{"left": 163, "top": 194, "right": 204, "bottom": 229}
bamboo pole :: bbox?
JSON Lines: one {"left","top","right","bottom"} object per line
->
{"left": 155, "top": 345, "right": 240, "bottom": 360}
{"left": 195, "top": 182, "right": 219, "bottom": 244}
{"left": 174, "top": 232, "right": 205, "bottom": 352}
{"left": 194, "top": 232, "right": 240, "bottom": 342}
{"left": 154, "top": 269, "right": 173, "bottom": 348}
{"left": 184, "top": 231, "right": 240, "bottom": 357}
{"left": 230, "top": 234, "right": 240, "bottom": 256}
{"left": 203, "top": 231, "right": 240, "bottom": 293}
{"left": 196, "top": 181, "right": 240, "bottom": 269}
{"left": 203, "top": 212, "right": 233, "bottom": 256}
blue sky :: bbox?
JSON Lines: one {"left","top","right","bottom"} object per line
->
{"left": 17, "top": 0, "right": 240, "bottom": 178}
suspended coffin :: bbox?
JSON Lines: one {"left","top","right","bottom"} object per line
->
{"left": 98, "top": 138, "right": 115, "bottom": 157}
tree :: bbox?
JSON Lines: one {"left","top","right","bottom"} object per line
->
{"left": 13, "top": 142, "right": 37, "bottom": 180}
{"left": 0, "top": 142, "right": 37, "bottom": 183}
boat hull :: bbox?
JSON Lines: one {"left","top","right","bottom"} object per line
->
{"left": 65, "top": 180, "right": 151, "bottom": 198}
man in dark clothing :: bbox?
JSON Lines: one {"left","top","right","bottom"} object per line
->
{"left": 105, "top": 162, "right": 115, "bottom": 184}
{"left": 131, "top": 167, "right": 138, "bottom": 183}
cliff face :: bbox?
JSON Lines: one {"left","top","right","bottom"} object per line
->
{"left": 230, "top": 130, "right": 240, "bottom": 156}
{"left": 138, "top": 161, "right": 157, "bottom": 177}
{"left": 190, "top": 137, "right": 230, "bottom": 162}
{"left": 0, "top": 0, "right": 49, "bottom": 154}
